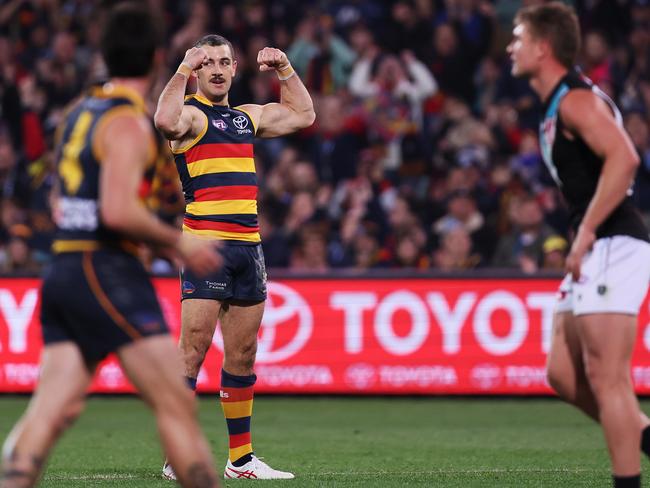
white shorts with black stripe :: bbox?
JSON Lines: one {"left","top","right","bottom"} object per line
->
{"left": 556, "top": 236, "right": 650, "bottom": 316}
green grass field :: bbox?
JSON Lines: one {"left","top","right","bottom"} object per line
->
{"left": 0, "top": 396, "right": 644, "bottom": 487}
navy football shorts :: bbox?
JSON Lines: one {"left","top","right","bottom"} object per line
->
{"left": 40, "top": 249, "right": 168, "bottom": 362}
{"left": 181, "top": 243, "right": 267, "bottom": 302}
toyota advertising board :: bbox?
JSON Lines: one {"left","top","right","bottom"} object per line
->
{"left": 3, "top": 277, "right": 650, "bottom": 394}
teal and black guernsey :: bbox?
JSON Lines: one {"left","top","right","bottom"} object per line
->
{"left": 539, "top": 68, "right": 649, "bottom": 241}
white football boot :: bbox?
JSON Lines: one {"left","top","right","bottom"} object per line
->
{"left": 224, "top": 455, "right": 294, "bottom": 480}
{"left": 161, "top": 462, "right": 176, "bottom": 481}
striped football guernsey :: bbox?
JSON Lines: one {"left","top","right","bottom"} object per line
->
{"left": 53, "top": 84, "right": 156, "bottom": 255}
{"left": 172, "top": 94, "right": 260, "bottom": 243}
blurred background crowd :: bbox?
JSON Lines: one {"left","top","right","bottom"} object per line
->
{"left": 1, "top": 0, "right": 649, "bottom": 275}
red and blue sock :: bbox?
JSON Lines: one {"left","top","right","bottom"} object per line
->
{"left": 220, "top": 369, "right": 255, "bottom": 466}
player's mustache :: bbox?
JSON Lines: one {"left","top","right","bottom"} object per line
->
{"left": 210, "top": 76, "right": 225, "bottom": 83}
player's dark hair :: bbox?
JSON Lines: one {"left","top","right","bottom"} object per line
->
{"left": 194, "top": 34, "right": 235, "bottom": 59}
{"left": 100, "top": 2, "right": 161, "bottom": 77}
{"left": 514, "top": 1, "right": 580, "bottom": 70}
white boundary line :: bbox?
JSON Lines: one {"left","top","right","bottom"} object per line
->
{"left": 42, "top": 467, "right": 605, "bottom": 480}
{"left": 318, "top": 468, "right": 603, "bottom": 475}
{"left": 43, "top": 474, "right": 138, "bottom": 480}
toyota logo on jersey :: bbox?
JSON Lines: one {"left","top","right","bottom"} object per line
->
{"left": 233, "top": 115, "right": 248, "bottom": 130}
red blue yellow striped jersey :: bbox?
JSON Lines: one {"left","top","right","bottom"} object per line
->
{"left": 172, "top": 94, "right": 260, "bottom": 243}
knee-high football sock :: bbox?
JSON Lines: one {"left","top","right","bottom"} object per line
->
{"left": 220, "top": 369, "right": 256, "bottom": 466}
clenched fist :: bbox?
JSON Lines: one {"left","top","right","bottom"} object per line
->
{"left": 182, "top": 47, "right": 209, "bottom": 70}
{"left": 257, "top": 47, "right": 290, "bottom": 72}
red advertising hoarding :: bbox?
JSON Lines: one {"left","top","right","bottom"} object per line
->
{"left": 2, "top": 277, "right": 650, "bottom": 394}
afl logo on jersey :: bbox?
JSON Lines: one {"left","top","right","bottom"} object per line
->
{"left": 233, "top": 115, "right": 248, "bottom": 129}
{"left": 212, "top": 119, "right": 227, "bottom": 131}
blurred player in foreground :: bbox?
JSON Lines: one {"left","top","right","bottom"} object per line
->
{"left": 0, "top": 4, "right": 221, "bottom": 487}
{"left": 509, "top": 3, "right": 650, "bottom": 487}
{"left": 155, "top": 34, "right": 314, "bottom": 480}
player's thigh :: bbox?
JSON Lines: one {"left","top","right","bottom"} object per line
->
{"left": 220, "top": 244, "right": 267, "bottom": 349}
{"left": 117, "top": 335, "right": 194, "bottom": 411}
{"left": 547, "top": 311, "right": 585, "bottom": 380}
{"left": 181, "top": 298, "right": 222, "bottom": 345}
{"left": 25, "top": 342, "right": 95, "bottom": 424}
{"left": 220, "top": 300, "right": 265, "bottom": 351}
{"left": 577, "top": 313, "right": 637, "bottom": 385}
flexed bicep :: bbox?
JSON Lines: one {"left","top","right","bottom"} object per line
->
{"left": 256, "top": 103, "right": 308, "bottom": 138}
{"left": 250, "top": 46, "right": 315, "bottom": 138}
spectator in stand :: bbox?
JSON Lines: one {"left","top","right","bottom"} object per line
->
{"left": 492, "top": 195, "right": 556, "bottom": 273}
{"left": 42, "top": 30, "right": 85, "bottom": 107}
{"left": 259, "top": 209, "right": 291, "bottom": 268}
{"left": 475, "top": 56, "right": 503, "bottom": 114}
{"left": 432, "top": 187, "right": 495, "bottom": 263}
{"left": 290, "top": 224, "right": 330, "bottom": 272}
{"left": 349, "top": 49, "right": 436, "bottom": 173}
{"left": 351, "top": 229, "right": 382, "bottom": 269}
{"left": 433, "top": 225, "right": 482, "bottom": 271}
{"left": 627, "top": 111, "right": 650, "bottom": 215}
{"left": 390, "top": 230, "right": 429, "bottom": 268}
{"left": 445, "top": 111, "right": 495, "bottom": 169}
{"left": 288, "top": 14, "right": 356, "bottom": 95}
{"left": 283, "top": 191, "right": 318, "bottom": 239}
{"left": 383, "top": 0, "right": 433, "bottom": 61}
{"left": 581, "top": 31, "right": 613, "bottom": 93}
{"left": 541, "top": 235, "right": 568, "bottom": 272}
{"left": 168, "top": 0, "right": 211, "bottom": 66}
{"left": 486, "top": 100, "right": 523, "bottom": 157}
{"left": 308, "top": 94, "right": 367, "bottom": 184}
{"left": 0, "top": 233, "right": 39, "bottom": 274}
{"left": 0, "top": 0, "right": 646, "bottom": 273}
{"left": 0, "top": 131, "right": 18, "bottom": 196}
{"left": 427, "top": 0, "right": 494, "bottom": 106}
{"left": 509, "top": 130, "right": 543, "bottom": 191}
{"left": 17, "top": 75, "right": 47, "bottom": 161}
{"left": 347, "top": 23, "right": 379, "bottom": 61}
{"left": 0, "top": 224, "right": 41, "bottom": 274}
{"left": 619, "top": 5, "right": 650, "bottom": 113}
{"left": 349, "top": 47, "right": 437, "bottom": 125}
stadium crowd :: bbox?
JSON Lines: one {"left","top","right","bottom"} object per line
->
{"left": 0, "top": 0, "right": 649, "bottom": 274}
